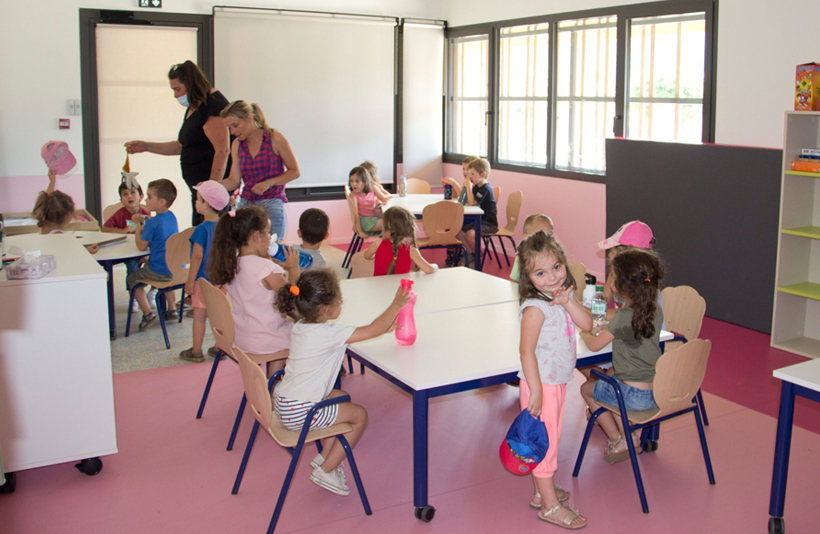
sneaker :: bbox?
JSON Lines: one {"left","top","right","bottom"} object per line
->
{"left": 179, "top": 348, "right": 205, "bottom": 363}
{"left": 207, "top": 346, "right": 220, "bottom": 358}
{"left": 147, "top": 289, "right": 158, "bottom": 309}
{"left": 310, "top": 454, "right": 324, "bottom": 470}
{"left": 309, "top": 465, "right": 350, "bottom": 496}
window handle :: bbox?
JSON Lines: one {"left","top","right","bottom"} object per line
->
{"left": 613, "top": 115, "right": 623, "bottom": 135}
{"left": 485, "top": 110, "right": 493, "bottom": 126}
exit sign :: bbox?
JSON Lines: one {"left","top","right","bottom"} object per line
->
{"left": 138, "top": 0, "right": 162, "bottom": 7}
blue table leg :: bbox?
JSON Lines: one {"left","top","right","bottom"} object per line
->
{"left": 769, "top": 381, "right": 795, "bottom": 521}
{"left": 102, "top": 260, "right": 117, "bottom": 339}
{"left": 473, "top": 214, "right": 483, "bottom": 271}
{"left": 412, "top": 389, "right": 430, "bottom": 513}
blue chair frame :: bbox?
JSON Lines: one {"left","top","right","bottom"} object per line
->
{"left": 124, "top": 283, "right": 185, "bottom": 349}
{"left": 232, "top": 370, "right": 372, "bottom": 534}
{"left": 572, "top": 366, "right": 715, "bottom": 513}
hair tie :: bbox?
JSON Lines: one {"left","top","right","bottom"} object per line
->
{"left": 228, "top": 210, "right": 236, "bottom": 217}
{"left": 645, "top": 278, "right": 651, "bottom": 283}
{"left": 289, "top": 286, "right": 300, "bottom": 296}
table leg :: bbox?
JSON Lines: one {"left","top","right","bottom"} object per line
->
{"left": 769, "top": 382, "right": 795, "bottom": 527}
{"left": 412, "top": 389, "right": 435, "bottom": 521}
{"left": 474, "top": 214, "right": 483, "bottom": 271}
{"left": 103, "top": 261, "right": 116, "bottom": 340}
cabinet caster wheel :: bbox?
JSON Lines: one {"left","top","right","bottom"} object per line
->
{"left": 643, "top": 439, "right": 659, "bottom": 453}
{"left": 414, "top": 505, "right": 436, "bottom": 522}
{"left": 110, "top": 331, "right": 117, "bottom": 341}
{"left": 769, "top": 517, "right": 785, "bottom": 534}
{"left": 75, "top": 457, "right": 103, "bottom": 476}
{"left": 0, "top": 473, "right": 16, "bottom": 494}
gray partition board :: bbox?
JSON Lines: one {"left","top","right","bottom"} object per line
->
{"left": 605, "top": 138, "right": 782, "bottom": 333}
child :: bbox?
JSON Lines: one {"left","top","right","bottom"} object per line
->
{"left": 102, "top": 179, "right": 148, "bottom": 234}
{"left": 359, "top": 160, "right": 392, "bottom": 201}
{"left": 273, "top": 269, "right": 411, "bottom": 495}
{"left": 33, "top": 169, "right": 99, "bottom": 254}
{"left": 455, "top": 158, "right": 498, "bottom": 268}
{"left": 509, "top": 214, "right": 554, "bottom": 282}
{"left": 363, "top": 206, "right": 438, "bottom": 276}
{"left": 295, "top": 208, "right": 330, "bottom": 270}
{"left": 349, "top": 166, "right": 389, "bottom": 235}
{"left": 579, "top": 248, "right": 665, "bottom": 465}
{"left": 179, "top": 181, "right": 230, "bottom": 362}
{"left": 130, "top": 178, "right": 179, "bottom": 331}
{"left": 598, "top": 220, "right": 656, "bottom": 313}
{"left": 208, "top": 205, "right": 299, "bottom": 372}
{"left": 441, "top": 154, "right": 478, "bottom": 205}
{"left": 517, "top": 230, "right": 591, "bottom": 528}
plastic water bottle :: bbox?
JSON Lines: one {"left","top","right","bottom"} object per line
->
{"left": 395, "top": 279, "right": 417, "bottom": 345}
{"left": 582, "top": 273, "right": 597, "bottom": 308}
{"left": 591, "top": 284, "right": 607, "bottom": 328}
{"left": 399, "top": 174, "right": 408, "bottom": 197}
{"left": 444, "top": 184, "right": 452, "bottom": 199}
{"left": 267, "top": 235, "right": 314, "bottom": 270}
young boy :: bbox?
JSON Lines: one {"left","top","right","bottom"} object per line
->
{"left": 456, "top": 157, "right": 498, "bottom": 268}
{"left": 129, "top": 178, "right": 179, "bottom": 331}
{"left": 295, "top": 208, "right": 330, "bottom": 270}
{"left": 180, "top": 181, "right": 230, "bottom": 362}
{"left": 102, "top": 181, "right": 148, "bottom": 234}
{"left": 509, "top": 214, "right": 555, "bottom": 282}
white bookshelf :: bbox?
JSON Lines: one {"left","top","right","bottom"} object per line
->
{"left": 771, "top": 111, "right": 820, "bottom": 358}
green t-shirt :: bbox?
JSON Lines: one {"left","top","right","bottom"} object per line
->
{"left": 509, "top": 256, "right": 521, "bottom": 282}
{"left": 606, "top": 306, "right": 664, "bottom": 383}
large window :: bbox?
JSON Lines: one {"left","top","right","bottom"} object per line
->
{"left": 444, "top": 0, "right": 716, "bottom": 180}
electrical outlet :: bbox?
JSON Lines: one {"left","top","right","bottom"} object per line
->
{"left": 67, "top": 100, "right": 76, "bottom": 115}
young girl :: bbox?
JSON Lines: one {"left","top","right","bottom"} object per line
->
{"left": 208, "top": 205, "right": 299, "bottom": 372}
{"left": 363, "top": 206, "right": 437, "bottom": 276}
{"left": 359, "top": 160, "right": 392, "bottom": 201}
{"left": 33, "top": 169, "right": 99, "bottom": 253}
{"left": 579, "top": 248, "right": 665, "bottom": 465}
{"left": 349, "top": 166, "right": 389, "bottom": 235}
{"left": 517, "top": 230, "right": 591, "bottom": 529}
{"left": 274, "top": 269, "right": 410, "bottom": 496}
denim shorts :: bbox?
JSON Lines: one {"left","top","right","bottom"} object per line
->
{"left": 593, "top": 375, "right": 657, "bottom": 411}
{"left": 239, "top": 197, "right": 287, "bottom": 238}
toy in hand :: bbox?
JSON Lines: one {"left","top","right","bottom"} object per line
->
{"left": 41, "top": 141, "right": 76, "bottom": 175}
{"left": 121, "top": 152, "right": 140, "bottom": 190}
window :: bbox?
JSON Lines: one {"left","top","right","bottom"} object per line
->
{"left": 444, "top": 0, "right": 716, "bottom": 181}
{"left": 627, "top": 13, "right": 706, "bottom": 142}
{"left": 446, "top": 34, "right": 489, "bottom": 157}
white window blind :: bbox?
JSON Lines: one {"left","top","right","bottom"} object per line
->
{"left": 214, "top": 9, "right": 397, "bottom": 188}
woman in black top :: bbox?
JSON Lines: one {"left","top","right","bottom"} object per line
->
{"left": 127, "top": 61, "right": 230, "bottom": 225}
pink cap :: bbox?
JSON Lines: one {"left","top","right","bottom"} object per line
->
{"left": 598, "top": 220, "right": 654, "bottom": 250}
{"left": 400, "top": 279, "right": 414, "bottom": 290}
{"left": 193, "top": 181, "right": 230, "bottom": 211}
{"left": 41, "top": 140, "right": 77, "bottom": 175}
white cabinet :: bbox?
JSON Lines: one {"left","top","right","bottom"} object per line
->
{"left": 0, "top": 234, "right": 117, "bottom": 474}
{"left": 771, "top": 111, "right": 820, "bottom": 358}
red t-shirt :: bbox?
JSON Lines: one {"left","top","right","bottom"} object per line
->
{"left": 103, "top": 206, "right": 149, "bottom": 233}
{"left": 374, "top": 239, "right": 412, "bottom": 276}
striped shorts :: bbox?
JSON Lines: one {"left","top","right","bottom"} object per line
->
{"left": 274, "top": 394, "right": 339, "bottom": 431}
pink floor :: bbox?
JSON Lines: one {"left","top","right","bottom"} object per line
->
{"left": 1, "top": 252, "right": 817, "bottom": 533}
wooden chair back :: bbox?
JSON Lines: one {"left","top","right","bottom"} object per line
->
{"left": 198, "top": 279, "right": 236, "bottom": 358}
{"left": 102, "top": 203, "right": 122, "bottom": 223}
{"left": 493, "top": 185, "right": 501, "bottom": 204}
{"left": 349, "top": 251, "right": 374, "bottom": 278}
{"left": 652, "top": 339, "right": 711, "bottom": 419}
{"left": 568, "top": 262, "right": 587, "bottom": 303}
{"left": 406, "top": 178, "right": 431, "bottom": 194}
{"left": 661, "top": 286, "right": 706, "bottom": 341}
{"left": 136, "top": 227, "right": 194, "bottom": 289}
{"left": 418, "top": 201, "right": 464, "bottom": 247}
{"left": 498, "top": 191, "right": 523, "bottom": 235}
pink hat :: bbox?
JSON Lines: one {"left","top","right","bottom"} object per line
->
{"left": 41, "top": 140, "right": 77, "bottom": 175}
{"left": 193, "top": 181, "right": 230, "bottom": 211}
{"left": 598, "top": 220, "right": 654, "bottom": 250}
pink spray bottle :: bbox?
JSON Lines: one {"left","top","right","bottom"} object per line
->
{"left": 395, "top": 279, "right": 417, "bottom": 345}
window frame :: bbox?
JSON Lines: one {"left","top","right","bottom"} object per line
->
{"left": 443, "top": 0, "right": 718, "bottom": 184}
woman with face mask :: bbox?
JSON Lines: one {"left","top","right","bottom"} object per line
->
{"left": 126, "top": 61, "right": 231, "bottom": 226}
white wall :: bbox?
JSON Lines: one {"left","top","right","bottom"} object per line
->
{"left": 444, "top": 0, "right": 820, "bottom": 149}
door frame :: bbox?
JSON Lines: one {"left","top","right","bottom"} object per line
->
{"left": 79, "top": 9, "right": 213, "bottom": 219}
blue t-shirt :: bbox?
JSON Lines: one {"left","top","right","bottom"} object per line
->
{"left": 142, "top": 211, "right": 178, "bottom": 276}
{"left": 190, "top": 221, "right": 217, "bottom": 281}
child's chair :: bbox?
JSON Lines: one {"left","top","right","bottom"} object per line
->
{"left": 231, "top": 346, "right": 372, "bottom": 533}
{"left": 416, "top": 200, "right": 467, "bottom": 265}
{"left": 124, "top": 227, "right": 194, "bottom": 349}
{"left": 568, "top": 262, "right": 587, "bottom": 302}
{"left": 196, "top": 279, "right": 289, "bottom": 451}
{"left": 102, "top": 202, "right": 122, "bottom": 222}
{"left": 348, "top": 250, "right": 375, "bottom": 279}
{"left": 342, "top": 185, "right": 379, "bottom": 269}
{"left": 482, "top": 190, "right": 523, "bottom": 269}
{"left": 405, "top": 178, "right": 431, "bottom": 194}
{"left": 572, "top": 339, "right": 715, "bottom": 513}
{"left": 661, "top": 285, "right": 709, "bottom": 425}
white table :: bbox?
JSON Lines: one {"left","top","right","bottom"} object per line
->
{"left": 72, "top": 232, "right": 148, "bottom": 339}
{"left": 768, "top": 358, "right": 820, "bottom": 534}
{"left": 0, "top": 234, "right": 117, "bottom": 479}
{"left": 386, "top": 194, "right": 485, "bottom": 270}
{"left": 339, "top": 270, "right": 670, "bottom": 521}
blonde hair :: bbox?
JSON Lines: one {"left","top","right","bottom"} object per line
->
{"left": 220, "top": 100, "right": 272, "bottom": 132}
{"left": 348, "top": 166, "right": 373, "bottom": 194}
{"left": 468, "top": 157, "right": 491, "bottom": 178}
{"left": 523, "top": 214, "right": 554, "bottom": 235}
{"left": 32, "top": 190, "right": 74, "bottom": 229}
{"left": 517, "top": 230, "right": 575, "bottom": 304}
{"left": 382, "top": 206, "right": 418, "bottom": 275}
{"left": 360, "top": 160, "right": 381, "bottom": 185}
{"left": 462, "top": 155, "right": 479, "bottom": 165}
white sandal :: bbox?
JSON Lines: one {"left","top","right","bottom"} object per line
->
{"left": 537, "top": 504, "right": 587, "bottom": 530}
{"left": 529, "top": 485, "right": 571, "bottom": 509}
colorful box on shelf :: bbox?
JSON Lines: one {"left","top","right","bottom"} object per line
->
{"left": 801, "top": 148, "right": 820, "bottom": 160}
{"left": 790, "top": 160, "right": 820, "bottom": 173}
{"left": 1, "top": 209, "right": 99, "bottom": 236}
{"left": 796, "top": 63, "right": 820, "bottom": 111}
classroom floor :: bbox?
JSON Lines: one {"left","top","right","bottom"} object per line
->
{"left": 2, "top": 244, "right": 816, "bottom": 533}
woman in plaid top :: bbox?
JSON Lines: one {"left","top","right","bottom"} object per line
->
{"left": 221, "top": 100, "right": 301, "bottom": 238}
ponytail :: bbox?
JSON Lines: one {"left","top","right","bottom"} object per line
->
{"left": 274, "top": 269, "right": 341, "bottom": 323}
{"left": 207, "top": 205, "right": 269, "bottom": 285}
{"left": 611, "top": 249, "right": 665, "bottom": 340}
{"left": 381, "top": 206, "right": 417, "bottom": 275}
